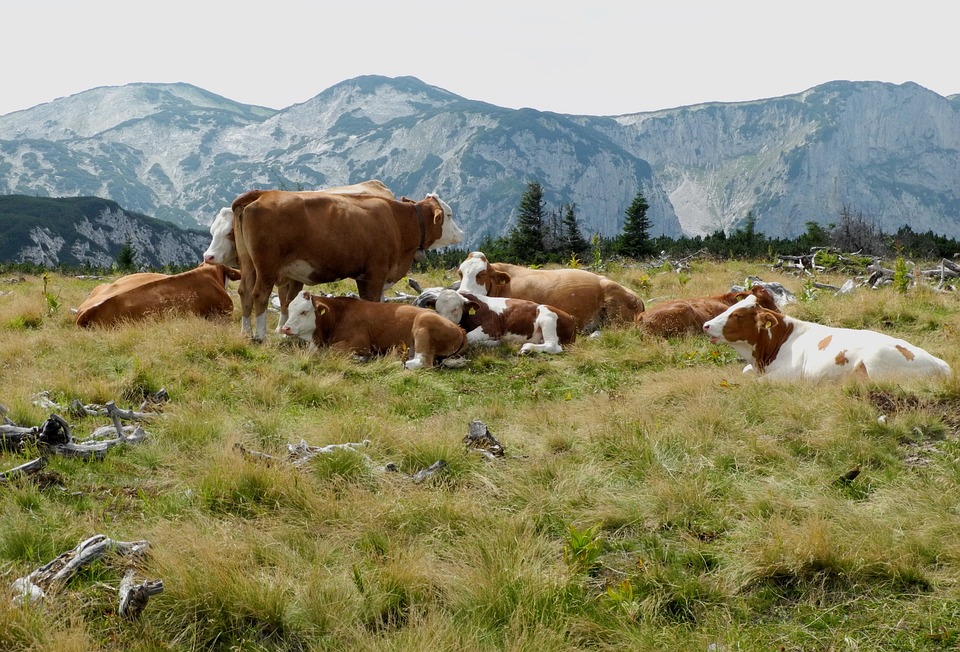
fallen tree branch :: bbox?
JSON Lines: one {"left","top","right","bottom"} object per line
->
{"left": 12, "top": 535, "right": 150, "bottom": 604}
{"left": 0, "top": 457, "right": 46, "bottom": 482}
{"left": 118, "top": 570, "right": 164, "bottom": 619}
{"left": 464, "top": 420, "right": 505, "bottom": 460}
{"left": 412, "top": 460, "right": 448, "bottom": 484}
{"left": 287, "top": 439, "right": 371, "bottom": 466}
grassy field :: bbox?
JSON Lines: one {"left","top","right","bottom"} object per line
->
{"left": 2, "top": 258, "right": 960, "bottom": 651}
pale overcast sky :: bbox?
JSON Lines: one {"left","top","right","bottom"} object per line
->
{"left": 3, "top": 1, "right": 955, "bottom": 118}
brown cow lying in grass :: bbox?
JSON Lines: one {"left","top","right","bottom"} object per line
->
{"left": 636, "top": 285, "right": 780, "bottom": 338}
{"left": 75, "top": 263, "right": 240, "bottom": 328}
{"left": 280, "top": 291, "right": 468, "bottom": 370}
{"left": 455, "top": 251, "right": 644, "bottom": 331}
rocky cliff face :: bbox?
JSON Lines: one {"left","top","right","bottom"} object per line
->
{"left": 589, "top": 81, "right": 960, "bottom": 238}
{"left": 0, "top": 196, "right": 208, "bottom": 268}
{"left": 0, "top": 76, "right": 957, "bottom": 257}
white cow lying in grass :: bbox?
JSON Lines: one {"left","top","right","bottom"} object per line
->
{"left": 703, "top": 293, "right": 951, "bottom": 380}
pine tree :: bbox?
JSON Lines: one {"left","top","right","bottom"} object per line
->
{"left": 507, "top": 181, "right": 546, "bottom": 262}
{"left": 617, "top": 190, "right": 653, "bottom": 259}
{"left": 116, "top": 241, "right": 137, "bottom": 271}
{"left": 560, "top": 203, "right": 589, "bottom": 258}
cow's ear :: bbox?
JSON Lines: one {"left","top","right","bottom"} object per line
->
{"left": 755, "top": 309, "right": 780, "bottom": 331}
{"left": 489, "top": 271, "right": 511, "bottom": 291}
{"left": 310, "top": 296, "right": 328, "bottom": 316}
{"left": 466, "top": 299, "right": 481, "bottom": 316}
{"left": 431, "top": 203, "right": 444, "bottom": 224}
{"left": 735, "top": 292, "right": 748, "bottom": 301}
{"left": 225, "top": 266, "right": 241, "bottom": 281}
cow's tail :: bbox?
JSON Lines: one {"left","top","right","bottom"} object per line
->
{"left": 232, "top": 191, "right": 266, "bottom": 260}
{"left": 231, "top": 189, "right": 266, "bottom": 213}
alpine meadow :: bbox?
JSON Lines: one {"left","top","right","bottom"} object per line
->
{"left": 2, "top": 254, "right": 960, "bottom": 651}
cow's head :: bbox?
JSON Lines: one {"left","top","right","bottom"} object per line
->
{"left": 457, "top": 251, "right": 511, "bottom": 297}
{"left": 203, "top": 207, "right": 238, "bottom": 266}
{"left": 434, "top": 289, "right": 481, "bottom": 325}
{"left": 704, "top": 294, "right": 768, "bottom": 344}
{"left": 282, "top": 291, "right": 323, "bottom": 343}
{"left": 424, "top": 194, "right": 464, "bottom": 249}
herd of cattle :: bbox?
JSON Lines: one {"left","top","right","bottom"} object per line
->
{"left": 72, "top": 180, "right": 952, "bottom": 381}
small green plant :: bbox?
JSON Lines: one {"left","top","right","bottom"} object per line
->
{"left": 677, "top": 271, "right": 690, "bottom": 286}
{"left": 563, "top": 523, "right": 604, "bottom": 575}
{"left": 893, "top": 256, "right": 910, "bottom": 293}
{"left": 591, "top": 233, "right": 604, "bottom": 271}
{"left": 635, "top": 274, "right": 652, "bottom": 293}
{"left": 799, "top": 278, "right": 818, "bottom": 302}
{"left": 605, "top": 578, "right": 640, "bottom": 619}
{"left": 42, "top": 273, "right": 61, "bottom": 315}
{"left": 567, "top": 253, "right": 582, "bottom": 269}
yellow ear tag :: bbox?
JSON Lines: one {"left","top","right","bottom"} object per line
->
{"left": 320, "top": 308, "right": 327, "bottom": 315}
{"left": 763, "top": 320, "right": 772, "bottom": 331}
{"left": 468, "top": 308, "right": 476, "bottom": 315}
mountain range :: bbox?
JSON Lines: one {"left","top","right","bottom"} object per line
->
{"left": 0, "top": 75, "right": 958, "bottom": 266}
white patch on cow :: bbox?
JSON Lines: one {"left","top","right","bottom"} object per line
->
{"left": 254, "top": 313, "right": 268, "bottom": 342}
{"left": 278, "top": 260, "right": 318, "bottom": 285}
{"left": 435, "top": 289, "right": 466, "bottom": 324}
{"left": 203, "top": 207, "right": 238, "bottom": 266}
{"left": 520, "top": 305, "right": 564, "bottom": 354}
{"left": 426, "top": 194, "right": 464, "bottom": 248}
{"left": 405, "top": 354, "right": 426, "bottom": 370}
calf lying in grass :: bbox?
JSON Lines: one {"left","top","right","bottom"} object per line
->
{"left": 281, "top": 291, "right": 468, "bottom": 369}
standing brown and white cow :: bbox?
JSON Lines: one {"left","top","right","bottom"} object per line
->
{"left": 281, "top": 291, "right": 468, "bottom": 369}
{"left": 75, "top": 262, "right": 240, "bottom": 328}
{"left": 203, "top": 180, "right": 397, "bottom": 333}
{"left": 456, "top": 251, "right": 644, "bottom": 331}
{"left": 232, "top": 190, "right": 463, "bottom": 341}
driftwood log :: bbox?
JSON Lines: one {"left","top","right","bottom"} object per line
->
{"left": 11, "top": 535, "right": 150, "bottom": 604}
{"left": 0, "top": 457, "right": 46, "bottom": 483}
{"left": 464, "top": 420, "right": 505, "bottom": 460}
{"left": 1, "top": 395, "right": 158, "bottom": 476}
{"left": 118, "top": 569, "right": 164, "bottom": 619}
{"left": 235, "top": 439, "right": 449, "bottom": 483}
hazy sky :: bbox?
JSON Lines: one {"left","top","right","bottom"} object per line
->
{"left": 3, "top": 1, "right": 955, "bottom": 118}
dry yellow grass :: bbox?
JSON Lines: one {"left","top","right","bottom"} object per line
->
{"left": 1, "top": 260, "right": 959, "bottom": 651}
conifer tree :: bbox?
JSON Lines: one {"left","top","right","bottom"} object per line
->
{"left": 116, "top": 241, "right": 137, "bottom": 271}
{"left": 561, "top": 203, "right": 589, "bottom": 258}
{"left": 508, "top": 181, "right": 546, "bottom": 262}
{"left": 617, "top": 190, "right": 654, "bottom": 259}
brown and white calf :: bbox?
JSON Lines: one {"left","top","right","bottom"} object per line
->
{"left": 280, "top": 291, "right": 468, "bottom": 370}
{"left": 456, "top": 251, "right": 644, "bottom": 331}
{"left": 702, "top": 293, "right": 951, "bottom": 380}
{"left": 637, "top": 285, "right": 780, "bottom": 337}
{"left": 433, "top": 289, "right": 576, "bottom": 354}
{"left": 75, "top": 263, "right": 240, "bottom": 328}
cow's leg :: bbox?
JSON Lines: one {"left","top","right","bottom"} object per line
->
{"left": 356, "top": 273, "right": 388, "bottom": 302}
{"left": 250, "top": 274, "right": 276, "bottom": 342}
{"left": 237, "top": 266, "right": 256, "bottom": 336}
{"left": 520, "top": 308, "right": 564, "bottom": 355}
{"left": 275, "top": 279, "right": 304, "bottom": 333}
{"left": 404, "top": 324, "right": 433, "bottom": 369}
